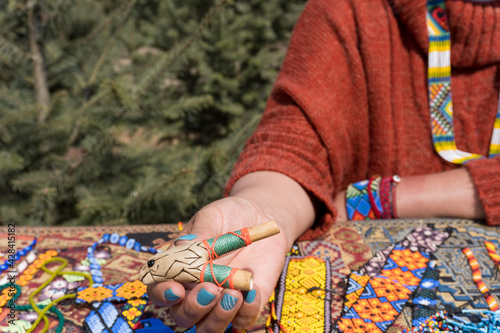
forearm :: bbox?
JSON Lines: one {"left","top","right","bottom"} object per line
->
{"left": 229, "top": 171, "right": 317, "bottom": 248}
{"left": 335, "top": 168, "right": 485, "bottom": 221}
{"left": 396, "top": 168, "right": 485, "bottom": 219}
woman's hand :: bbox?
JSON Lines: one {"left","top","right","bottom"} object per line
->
{"left": 147, "top": 171, "right": 317, "bottom": 333}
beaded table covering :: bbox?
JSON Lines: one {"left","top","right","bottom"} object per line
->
{"left": 0, "top": 219, "right": 498, "bottom": 332}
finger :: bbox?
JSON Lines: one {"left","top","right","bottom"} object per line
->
{"left": 169, "top": 283, "right": 222, "bottom": 328}
{"left": 195, "top": 289, "right": 243, "bottom": 333}
{"left": 231, "top": 286, "right": 262, "bottom": 330}
{"left": 147, "top": 281, "right": 186, "bottom": 306}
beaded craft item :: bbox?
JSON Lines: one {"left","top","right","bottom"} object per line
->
{"left": 485, "top": 241, "right": 500, "bottom": 269}
{"left": 409, "top": 259, "right": 440, "bottom": 328}
{"left": 87, "top": 233, "right": 158, "bottom": 287}
{"left": 134, "top": 318, "right": 175, "bottom": 333}
{"left": 462, "top": 247, "right": 499, "bottom": 312}
{"left": 273, "top": 256, "right": 332, "bottom": 333}
{"left": 76, "top": 280, "right": 148, "bottom": 304}
{"left": 403, "top": 309, "right": 500, "bottom": 333}
{"left": 334, "top": 227, "right": 450, "bottom": 333}
{"left": 345, "top": 178, "right": 381, "bottom": 220}
{"left": 84, "top": 301, "right": 134, "bottom": 333}
{"left": 0, "top": 237, "right": 37, "bottom": 275}
{"left": 426, "top": 0, "right": 500, "bottom": 163}
{"left": 342, "top": 227, "right": 449, "bottom": 314}
{"left": 122, "top": 299, "right": 148, "bottom": 328}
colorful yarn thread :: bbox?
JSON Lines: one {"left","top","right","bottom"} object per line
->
{"left": 200, "top": 229, "right": 252, "bottom": 288}
{"left": 26, "top": 257, "right": 90, "bottom": 333}
{"left": 426, "top": 0, "right": 500, "bottom": 164}
{"left": 462, "top": 247, "right": 499, "bottom": 311}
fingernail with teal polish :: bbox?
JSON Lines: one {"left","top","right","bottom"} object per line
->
{"left": 244, "top": 289, "right": 256, "bottom": 304}
{"left": 197, "top": 288, "right": 216, "bottom": 306}
{"left": 174, "top": 234, "right": 197, "bottom": 245}
{"left": 221, "top": 293, "right": 238, "bottom": 311}
{"left": 164, "top": 288, "right": 180, "bottom": 302}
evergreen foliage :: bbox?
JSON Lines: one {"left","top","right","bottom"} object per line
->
{"left": 0, "top": 0, "right": 306, "bottom": 226}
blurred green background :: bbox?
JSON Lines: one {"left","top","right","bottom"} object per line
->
{"left": 0, "top": 0, "right": 306, "bottom": 226}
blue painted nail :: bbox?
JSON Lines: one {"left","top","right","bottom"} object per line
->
{"left": 164, "top": 288, "right": 180, "bottom": 302}
{"left": 197, "top": 288, "right": 216, "bottom": 306}
{"left": 244, "top": 289, "right": 256, "bottom": 304}
{"left": 221, "top": 293, "right": 238, "bottom": 311}
{"left": 174, "top": 234, "right": 197, "bottom": 245}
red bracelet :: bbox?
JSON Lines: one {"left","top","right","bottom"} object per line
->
{"left": 367, "top": 177, "right": 383, "bottom": 218}
{"left": 379, "top": 177, "right": 393, "bottom": 219}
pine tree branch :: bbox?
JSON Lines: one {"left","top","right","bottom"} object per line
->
{"left": 0, "top": 35, "right": 30, "bottom": 66}
{"left": 76, "top": 0, "right": 134, "bottom": 50}
{"left": 68, "top": 90, "right": 106, "bottom": 145}
{"left": 28, "top": 1, "right": 50, "bottom": 123}
{"left": 134, "top": 0, "right": 230, "bottom": 99}
{"left": 87, "top": 0, "right": 136, "bottom": 87}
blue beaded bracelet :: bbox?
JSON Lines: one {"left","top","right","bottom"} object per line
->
{"left": 86, "top": 233, "right": 158, "bottom": 287}
{"left": 0, "top": 237, "right": 37, "bottom": 274}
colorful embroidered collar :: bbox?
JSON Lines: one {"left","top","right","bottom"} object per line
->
{"left": 426, "top": 0, "right": 500, "bottom": 164}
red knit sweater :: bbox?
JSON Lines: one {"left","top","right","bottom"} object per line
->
{"left": 226, "top": 0, "right": 500, "bottom": 239}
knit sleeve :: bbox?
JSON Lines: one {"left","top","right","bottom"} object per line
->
{"left": 224, "top": 0, "right": 366, "bottom": 240}
{"left": 465, "top": 157, "right": 500, "bottom": 226}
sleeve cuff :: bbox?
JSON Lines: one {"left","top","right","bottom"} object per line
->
{"left": 465, "top": 157, "right": 500, "bottom": 226}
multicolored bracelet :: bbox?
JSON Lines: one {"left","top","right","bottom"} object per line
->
{"left": 345, "top": 175, "right": 400, "bottom": 220}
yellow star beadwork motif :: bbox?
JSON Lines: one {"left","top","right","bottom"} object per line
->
{"left": 116, "top": 280, "right": 147, "bottom": 299}
{"left": 77, "top": 286, "right": 114, "bottom": 303}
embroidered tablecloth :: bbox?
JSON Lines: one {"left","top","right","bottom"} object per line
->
{"left": 0, "top": 219, "right": 498, "bottom": 332}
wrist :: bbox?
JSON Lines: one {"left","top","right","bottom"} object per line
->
{"left": 229, "top": 171, "right": 316, "bottom": 248}
{"left": 395, "top": 168, "right": 485, "bottom": 219}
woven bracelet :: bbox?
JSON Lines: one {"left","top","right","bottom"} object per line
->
{"left": 346, "top": 177, "right": 382, "bottom": 220}
{"left": 378, "top": 177, "right": 393, "bottom": 219}
{"left": 346, "top": 176, "right": 400, "bottom": 220}
{"left": 379, "top": 175, "right": 401, "bottom": 219}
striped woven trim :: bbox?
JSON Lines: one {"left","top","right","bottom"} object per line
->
{"left": 426, "top": 0, "right": 500, "bottom": 164}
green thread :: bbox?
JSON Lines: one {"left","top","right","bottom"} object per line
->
{"left": 206, "top": 230, "right": 247, "bottom": 257}
{"left": 203, "top": 264, "right": 234, "bottom": 288}
{"left": 15, "top": 302, "right": 65, "bottom": 333}
{"left": 25, "top": 258, "right": 92, "bottom": 333}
